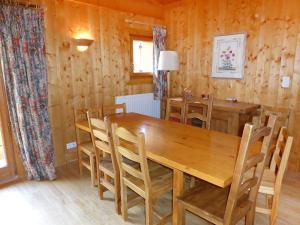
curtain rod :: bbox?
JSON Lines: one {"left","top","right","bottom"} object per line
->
{"left": 0, "top": 0, "right": 46, "bottom": 11}
{"left": 125, "top": 19, "right": 166, "bottom": 29}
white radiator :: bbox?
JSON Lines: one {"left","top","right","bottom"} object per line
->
{"left": 115, "top": 93, "right": 160, "bottom": 118}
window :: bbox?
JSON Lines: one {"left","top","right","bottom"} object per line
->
{"left": 129, "top": 35, "right": 153, "bottom": 84}
{"left": 132, "top": 38, "right": 153, "bottom": 73}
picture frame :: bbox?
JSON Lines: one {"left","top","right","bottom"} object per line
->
{"left": 211, "top": 33, "right": 247, "bottom": 79}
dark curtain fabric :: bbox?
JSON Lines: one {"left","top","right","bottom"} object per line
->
{"left": 0, "top": 5, "right": 56, "bottom": 180}
{"left": 153, "top": 26, "right": 167, "bottom": 100}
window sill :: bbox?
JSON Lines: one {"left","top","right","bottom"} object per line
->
{"left": 128, "top": 75, "right": 153, "bottom": 85}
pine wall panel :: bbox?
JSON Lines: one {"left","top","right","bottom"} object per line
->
{"left": 165, "top": 0, "right": 300, "bottom": 170}
{"left": 9, "top": 0, "right": 300, "bottom": 171}
{"left": 40, "top": 0, "right": 160, "bottom": 165}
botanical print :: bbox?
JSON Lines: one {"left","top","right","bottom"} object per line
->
{"left": 0, "top": 5, "right": 56, "bottom": 180}
{"left": 219, "top": 46, "right": 236, "bottom": 70}
{"left": 212, "top": 33, "right": 246, "bottom": 79}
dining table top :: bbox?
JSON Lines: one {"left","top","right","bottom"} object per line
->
{"left": 106, "top": 113, "right": 261, "bottom": 188}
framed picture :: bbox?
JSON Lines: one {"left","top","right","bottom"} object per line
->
{"left": 211, "top": 33, "right": 247, "bottom": 79}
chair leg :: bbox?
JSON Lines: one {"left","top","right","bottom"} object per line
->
{"left": 114, "top": 177, "right": 121, "bottom": 215}
{"left": 98, "top": 184, "right": 105, "bottom": 200}
{"left": 90, "top": 154, "right": 96, "bottom": 187}
{"left": 145, "top": 197, "right": 154, "bottom": 225}
{"left": 98, "top": 170, "right": 105, "bottom": 200}
{"left": 178, "top": 202, "right": 186, "bottom": 225}
{"left": 93, "top": 156, "right": 98, "bottom": 186}
{"left": 245, "top": 205, "right": 255, "bottom": 225}
{"left": 121, "top": 183, "right": 128, "bottom": 221}
{"left": 266, "top": 194, "right": 273, "bottom": 209}
{"left": 78, "top": 149, "right": 83, "bottom": 176}
{"left": 270, "top": 195, "right": 279, "bottom": 225}
{"left": 96, "top": 163, "right": 101, "bottom": 197}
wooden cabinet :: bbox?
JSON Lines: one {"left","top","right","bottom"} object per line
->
{"left": 211, "top": 100, "right": 260, "bottom": 136}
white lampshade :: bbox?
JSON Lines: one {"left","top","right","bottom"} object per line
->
{"left": 158, "top": 51, "right": 179, "bottom": 71}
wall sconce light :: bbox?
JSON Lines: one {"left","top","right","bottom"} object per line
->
{"left": 74, "top": 38, "right": 93, "bottom": 52}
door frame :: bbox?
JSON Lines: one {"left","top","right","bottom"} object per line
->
{"left": 0, "top": 61, "right": 17, "bottom": 183}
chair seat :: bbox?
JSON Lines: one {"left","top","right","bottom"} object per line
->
{"left": 98, "top": 157, "right": 148, "bottom": 179}
{"left": 178, "top": 182, "right": 252, "bottom": 224}
{"left": 78, "top": 142, "right": 95, "bottom": 172}
{"left": 124, "top": 164, "right": 173, "bottom": 199}
{"left": 79, "top": 142, "right": 94, "bottom": 156}
{"left": 99, "top": 156, "right": 114, "bottom": 178}
{"left": 259, "top": 169, "right": 275, "bottom": 195}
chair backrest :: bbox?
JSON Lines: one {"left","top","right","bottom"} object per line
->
{"left": 103, "top": 103, "right": 127, "bottom": 116}
{"left": 111, "top": 123, "right": 151, "bottom": 196}
{"left": 74, "top": 108, "right": 102, "bottom": 122}
{"left": 165, "top": 97, "right": 185, "bottom": 123}
{"left": 223, "top": 115, "right": 277, "bottom": 225}
{"left": 87, "top": 112, "right": 119, "bottom": 176}
{"left": 74, "top": 108, "right": 102, "bottom": 144}
{"left": 269, "top": 127, "right": 293, "bottom": 192}
{"left": 256, "top": 106, "right": 290, "bottom": 142}
{"left": 74, "top": 108, "right": 88, "bottom": 122}
{"left": 184, "top": 95, "right": 214, "bottom": 129}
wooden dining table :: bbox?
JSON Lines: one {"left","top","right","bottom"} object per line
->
{"left": 75, "top": 113, "right": 261, "bottom": 225}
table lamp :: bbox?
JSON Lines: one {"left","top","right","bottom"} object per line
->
{"left": 158, "top": 51, "right": 179, "bottom": 97}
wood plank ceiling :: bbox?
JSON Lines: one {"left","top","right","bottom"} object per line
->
{"left": 157, "top": 0, "right": 179, "bottom": 3}
{"left": 72, "top": 0, "right": 179, "bottom": 19}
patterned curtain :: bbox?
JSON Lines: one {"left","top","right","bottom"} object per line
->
{"left": 153, "top": 27, "right": 167, "bottom": 100}
{"left": 0, "top": 5, "right": 56, "bottom": 180}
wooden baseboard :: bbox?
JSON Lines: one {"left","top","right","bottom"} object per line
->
{"left": 0, "top": 175, "right": 25, "bottom": 188}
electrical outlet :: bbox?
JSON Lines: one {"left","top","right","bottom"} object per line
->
{"left": 66, "top": 142, "right": 77, "bottom": 150}
{"left": 281, "top": 76, "right": 290, "bottom": 88}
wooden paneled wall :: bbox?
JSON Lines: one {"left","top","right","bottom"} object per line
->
{"left": 40, "top": 0, "right": 161, "bottom": 166}
{"left": 165, "top": 0, "right": 300, "bottom": 170}
{"left": 6, "top": 0, "right": 300, "bottom": 171}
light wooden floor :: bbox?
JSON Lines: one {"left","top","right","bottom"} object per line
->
{"left": 0, "top": 163, "right": 299, "bottom": 225}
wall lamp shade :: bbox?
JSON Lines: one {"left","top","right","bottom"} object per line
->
{"left": 74, "top": 38, "right": 93, "bottom": 52}
{"left": 158, "top": 51, "right": 179, "bottom": 71}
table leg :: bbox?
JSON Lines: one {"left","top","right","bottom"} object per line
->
{"left": 173, "top": 169, "right": 184, "bottom": 225}
{"left": 230, "top": 112, "right": 239, "bottom": 135}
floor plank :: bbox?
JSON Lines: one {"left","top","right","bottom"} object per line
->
{"left": 0, "top": 164, "right": 299, "bottom": 225}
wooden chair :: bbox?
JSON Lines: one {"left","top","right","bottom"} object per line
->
{"left": 252, "top": 106, "right": 290, "bottom": 165}
{"left": 256, "top": 127, "right": 293, "bottom": 225}
{"left": 111, "top": 123, "right": 173, "bottom": 225}
{"left": 87, "top": 113, "right": 121, "bottom": 214}
{"left": 253, "top": 106, "right": 290, "bottom": 143}
{"left": 177, "top": 115, "right": 277, "bottom": 225}
{"left": 74, "top": 108, "right": 101, "bottom": 186}
{"left": 183, "top": 95, "right": 213, "bottom": 188}
{"left": 165, "top": 97, "right": 185, "bottom": 123}
{"left": 184, "top": 95, "right": 214, "bottom": 129}
{"left": 103, "top": 103, "right": 127, "bottom": 116}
